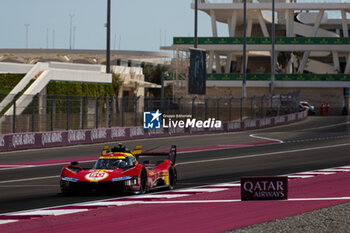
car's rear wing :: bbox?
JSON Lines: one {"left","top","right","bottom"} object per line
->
{"left": 135, "top": 145, "right": 177, "bottom": 165}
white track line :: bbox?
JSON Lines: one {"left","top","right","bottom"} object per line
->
{"left": 287, "top": 197, "right": 350, "bottom": 201}
{"left": 297, "top": 171, "right": 335, "bottom": 175}
{"left": 288, "top": 175, "right": 314, "bottom": 178}
{"left": 0, "top": 185, "right": 58, "bottom": 188}
{"left": 0, "top": 220, "right": 18, "bottom": 224}
{"left": 178, "top": 142, "right": 350, "bottom": 166}
{"left": 320, "top": 169, "right": 350, "bottom": 172}
{"left": 207, "top": 183, "right": 241, "bottom": 187}
{"left": 249, "top": 134, "right": 284, "bottom": 143}
{"left": 0, "top": 165, "right": 33, "bottom": 168}
{"left": 9, "top": 209, "right": 88, "bottom": 216}
{"left": 129, "top": 194, "right": 189, "bottom": 199}
{"left": 83, "top": 201, "right": 139, "bottom": 206}
{"left": 299, "top": 121, "right": 350, "bottom": 131}
{"left": 172, "top": 188, "right": 228, "bottom": 192}
{"left": 82, "top": 197, "right": 350, "bottom": 205}
{"left": 82, "top": 200, "right": 143, "bottom": 206}
{"left": 0, "top": 176, "right": 59, "bottom": 184}
{"left": 0, "top": 160, "right": 96, "bottom": 171}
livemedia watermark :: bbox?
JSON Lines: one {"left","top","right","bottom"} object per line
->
{"left": 143, "top": 110, "right": 222, "bottom": 129}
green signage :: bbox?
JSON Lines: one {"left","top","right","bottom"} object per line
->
{"left": 173, "top": 37, "right": 350, "bottom": 45}
{"left": 168, "top": 73, "right": 350, "bottom": 81}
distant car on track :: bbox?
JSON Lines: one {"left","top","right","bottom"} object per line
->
{"left": 60, "top": 144, "right": 177, "bottom": 194}
{"left": 299, "top": 101, "right": 315, "bottom": 115}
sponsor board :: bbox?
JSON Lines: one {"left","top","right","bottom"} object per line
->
{"left": 287, "top": 114, "right": 296, "bottom": 122}
{"left": 259, "top": 118, "right": 272, "bottom": 128}
{"left": 244, "top": 120, "right": 257, "bottom": 129}
{"left": 68, "top": 130, "right": 86, "bottom": 143}
{"left": 227, "top": 122, "right": 242, "bottom": 131}
{"left": 189, "top": 126, "right": 205, "bottom": 133}
{"left": 91, "top": 129, "right": 107, "bottom": 141}
{"left": 130, "top": 127, "right": 144, "bottom": 138}
{"left": 300, "top": 110, "right": 308, "bottom": 119}
{"left": 12, "top": 133, "right": 35, "bottom": 148}
{"left": 274, "top": 116, "right": 286, "bottom": 125}
{"left": 168, "top": 127, "right": 185, "bottom": 135}
{"left": 0, "top": 111, "right": 307, "bottom": 152}
{"left": 111, "top": 128, "right": 126, "bottom": 139}
{"left": 0, "top": 135, "right": 4, "bottom": 147}
{"left": 147, "top": 128, "right": 165, "bottom": 136}
{"left": 241, "top": 176, "right": 288, "bottom": 201}
{"left": 41, "top": 132, "right": 62, "bottom": 146}
{"left": 209, "top": 124, "right": 223, "bottom": 132}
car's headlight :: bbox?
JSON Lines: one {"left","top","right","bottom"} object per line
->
{"left": 111, "top": 176, "right": 131, "bottom": 182}
{"left": 125, "top": 176, "right": 138, "bottom": 186}
{"left": 61, "top": 176, "right": 79, "bottom": 182}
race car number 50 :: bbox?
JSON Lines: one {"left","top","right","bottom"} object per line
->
{"left": 85, "top": 172, "right": 109, "bottom": 181}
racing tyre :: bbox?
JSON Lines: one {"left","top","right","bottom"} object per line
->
{"left": 137, "top": 168, "right": 147, "bottom": 194}
{"left": 60, "top": 185, "right": 76, "bottom": 196}
{"left": 168, "top": 166, "right": 177, "bottom": 190}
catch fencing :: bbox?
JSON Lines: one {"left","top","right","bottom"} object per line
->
{"left": 0, "top": 92, "right": 300, "bottom": 134}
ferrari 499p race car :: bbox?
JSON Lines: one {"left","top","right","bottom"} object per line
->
{"left": 60, "top": 144, "right": 177, "bottom": 194}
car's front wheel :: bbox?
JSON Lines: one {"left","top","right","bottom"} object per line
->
{"left": 135, "top": 168, "right": 147, "bottom": 194}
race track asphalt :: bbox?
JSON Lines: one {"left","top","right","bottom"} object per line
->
{"left": 0, "top": 116, "right": 349, "bottom": 214}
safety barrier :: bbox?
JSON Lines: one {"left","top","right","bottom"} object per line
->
{"left": 0, "top": 110, "right": 308, "bottom": 152}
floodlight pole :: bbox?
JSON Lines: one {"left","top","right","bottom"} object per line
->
{"left": 69, "top": 14, "right": 74, "bottom": 50}
{"left": 73, "top": 26, "right": 76, "bottom": 49}
{"left": 242, "top": 0, "right": 247, "bottom": 99}
{"left": 24, "top": 24, "right": 30, "bottom": 49}
{"left": 270, "top": 0, "right": 275, "bottom": 96}
{"left": 52, "top": 29, "right": 55, "bottom": 48}
{"left": 46, "top": 28, "right": 49, "bottom": 49}
{"left": 106, "top": 0, "right": 111, "bottom": 73}
{"left": 194, "top": 0, "right": 198, "bottom": 48}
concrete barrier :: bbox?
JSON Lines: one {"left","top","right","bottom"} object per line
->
{"left": 0, "top": 110, "right": 308, "bottom": 152}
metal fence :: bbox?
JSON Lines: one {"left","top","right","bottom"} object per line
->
{"left": 0, "top": 92, "right": 300, "bottom": 134}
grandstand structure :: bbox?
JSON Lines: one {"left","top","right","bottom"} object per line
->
{"left": 170, "top": 0, "right": 350, "bottom": 113}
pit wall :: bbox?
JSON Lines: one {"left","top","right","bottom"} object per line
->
{"left": 0, "top": 110, "right": 308, "bottom": 152}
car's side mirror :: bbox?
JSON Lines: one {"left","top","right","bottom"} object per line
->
{"left": 71, "top": 161, "right": 79, "bottom": 166}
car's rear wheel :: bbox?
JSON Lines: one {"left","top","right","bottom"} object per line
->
{"left": 168, "top": 166, "right": 177, "bottom": 190}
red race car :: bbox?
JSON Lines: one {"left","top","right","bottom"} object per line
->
{"left": 60, "top": 144, "right": 177, "bottom": 194}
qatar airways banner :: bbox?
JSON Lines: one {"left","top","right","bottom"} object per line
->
{"left": 241, "top": 176, "right": 288, "bottom": 201}
{"left": 0, "top": 110, "right": 307, "bottom": 152}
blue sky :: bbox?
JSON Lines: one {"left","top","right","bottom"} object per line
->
{"left": 0, "top": 0, "right": 227, "bottom": 51}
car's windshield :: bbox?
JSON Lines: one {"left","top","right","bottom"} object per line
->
{"left": 94, "top": 159, "right": 127, "bottom": 169}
